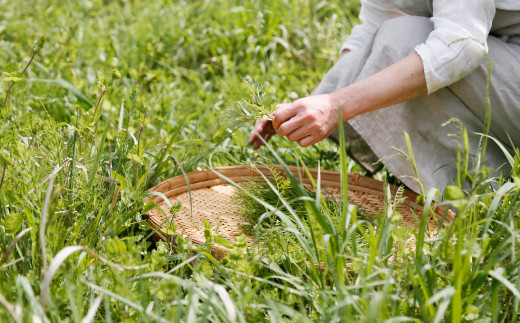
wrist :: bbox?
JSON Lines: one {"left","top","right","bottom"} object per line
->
{"left": 329, "top": 88, "right": 358, "bottom": 121}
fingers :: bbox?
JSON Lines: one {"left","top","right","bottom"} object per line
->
{"left": 248, "top": 120, "right": 266, "bottom": 145}
{"left": 248, "top": 119, "right": 275, "bottom": 149}
{"left": 285, "top": 125, "right": 308, "bottom": 142}
{"left": 272, "top": 102, "right": 298, "bottom": 130}
{"left": 296, "top": 124, "right": 333, "bottom": 147}
{"left": 275, "top": 115, "right": 305, "bottom": 137}
{"left": 297, "top": 135, "right": 318, "bottom": 148}
{"left": 254, "top": 131, "right": 273, "bottom": 149}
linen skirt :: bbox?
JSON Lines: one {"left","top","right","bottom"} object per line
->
{"left": 315, "top": 15, "right": 520, "bottom": 195}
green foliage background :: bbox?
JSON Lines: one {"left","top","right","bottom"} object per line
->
{"left": 0, "top": 0, "right": 519, "bottom": 322}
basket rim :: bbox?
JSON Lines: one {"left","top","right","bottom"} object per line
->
{"left": 146, "top": 165, "right": 456, "bottom": 258}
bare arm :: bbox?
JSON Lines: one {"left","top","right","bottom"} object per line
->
{"left": 272, "top": 52, "right": 427, "bottom": 147}
{"left": 330, "top": 52, "right": 427, "bottom": 121}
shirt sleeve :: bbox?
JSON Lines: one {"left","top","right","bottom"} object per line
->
{"left": 340, "top": 0, "right": 405, "bottom": 53}
{"left": 415, "top": 0, "right": 496, "bottom": 94}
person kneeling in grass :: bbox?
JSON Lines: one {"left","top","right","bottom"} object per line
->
{"left": 249, "top": 0, "right": 520, "bottom": 195}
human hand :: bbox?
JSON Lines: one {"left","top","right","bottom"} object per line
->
{"left": 248, "top": 119, "right": 276, "bottom": 149}
{"left": 272, "top": 94, "right": 340, "bottom": 147}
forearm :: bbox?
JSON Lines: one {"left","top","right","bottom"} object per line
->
{"left": 330, "top": 52, "right": 427, "bottom": 120}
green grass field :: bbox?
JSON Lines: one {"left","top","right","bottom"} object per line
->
{"left": 1, "top": 0, "right": 519, "bottom": 321}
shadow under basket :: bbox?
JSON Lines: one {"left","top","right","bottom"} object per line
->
{"left": 146, "top": 165, "right": 456, "bottom": 259}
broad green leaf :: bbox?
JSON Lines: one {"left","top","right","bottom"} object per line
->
{"left": 4, "top": 62, "right": 18, "bottom": 74}
{"left": 232, "top": 234, "right": 248, "bottom": 249}
{"left": 214, "top": 236, "right": 232, "bottom": 248}
{"left": 170, "top": 201, "right": 182, "bottom": 215}
{"left": 162, "top": 222, "right": 177, "bottom": 235}
{"left": 204, "top": 219, "right": 212, "bottom": 241}
{"left": 444, "top": 185, "right": 464, "bottom": 201}
{"left": 3, "top": 74, "right": 22, "bottom": 83}
{"left": 1, "top": 213, "right": 23, "bottom": 235}
{"left": 0, "top": 149, "right": 12, "bottom": 166}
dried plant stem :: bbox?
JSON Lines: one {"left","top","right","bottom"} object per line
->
{"left": 110, "top": 184, "right": 121, "bottom": 213}
{"left": 0, "top": 291, "right": 21, "bottom": 323}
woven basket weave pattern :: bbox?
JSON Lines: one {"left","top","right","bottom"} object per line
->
{"left": 147, "top": 165, "right": 455, "bottom": 258}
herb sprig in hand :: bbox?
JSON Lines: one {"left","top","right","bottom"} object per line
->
{"left": 225, "top": 77, "right": 276, "bottom": 128}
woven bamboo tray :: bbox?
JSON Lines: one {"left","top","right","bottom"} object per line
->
{"left": 146, "top": 165, "right": 455, "bottom": 259}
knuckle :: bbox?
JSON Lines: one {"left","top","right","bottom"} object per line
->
{"left": 276, "top": 127, "right": 286, "bottom": 136}
{"left": 287, "top": 133, "right": 298, "bottom": 142}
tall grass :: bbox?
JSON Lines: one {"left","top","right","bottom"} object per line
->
{"left": 1, "top": 0, "right": 519, "bottom": 321}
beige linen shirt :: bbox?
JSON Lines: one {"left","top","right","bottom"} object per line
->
{"left": 341, "top": 0, "right": 520, "bottom": 93}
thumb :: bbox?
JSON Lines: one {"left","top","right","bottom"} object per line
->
{"left": 272, "top": 102, "right": 296, "bottom": 129}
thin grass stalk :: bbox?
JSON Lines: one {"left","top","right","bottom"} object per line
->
{"left": 336, "top": 103, "right": 356, "bottom": 272}
{"left": 170, "top": 154, "right": 194, "bottom": 222}
{"left": 135, "top": 126, "right": 143, "bottom": 190}
{"left": 0, "top": 291, "right": 21, "bottom": 323}
{"left": 1, "top": 227, "right": 33, "bottom": 264}
{"left": 85, "top": 281, "right": 168, "bottom": 323}
{"left": 109, "top": 183, "right": 121, "bottom": 213}
{"left": 304, "top": 162, "right": 346, "bottom": 286}
{"left": 90, "top": 90, "right": 107, "bottom": 124}
{"left": 0, "top": 165, "right": 7, "bottom": 192}
{"left": 27, "top": 158, "right": 72, "bottom": 195}
{"left": 256, "top": 136, "right": 331, "bottom": 234}
{"left": 17, "top": 276, "right": 47, "bottom": 320}
{"left": 293, "top": 163, "right": 328, "bottom": 279}
{"left": 68, "top": 107, "right": 79, "bottom": 199}
{"left": 0, "top": 257, "right": 24, "bottom": 270}
{"left": 479, "top": 59, "right": 493, "bottom": 164}
{"left": 244, "top": 142, "right": 330, "bottom": 285}
{"left": 397, "top": 141, "right": 437, "bottom": 319}
{"left": 86, "top": 122, "right": 108, "bottom": 187}
{"left": 40, "top": 245, "right": 147, "bottom": 307}
{"left": 208, "top": 161, "right": 318, "bottom": 267}
{"left": 403, "top": 132, "right": 426, "bottom": 200}
{"left": 251, "top": 162, "right": 326, "bottom": 287}
{"left": 40, "top": 170, "right": 57, "bottom": 270}
{"left": 81, "top": 293, "right": 103, "bottom": 323}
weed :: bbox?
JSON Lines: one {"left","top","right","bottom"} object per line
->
{"left": 0, "top": 1, "right": 518, "bottom": 322}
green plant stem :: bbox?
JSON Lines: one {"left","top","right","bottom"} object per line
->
{"left": 135, "top": 126, "right": 143, "bottom": 190}
{"left": 90, "top": 90, "right": 107, "bottom": 123}
{"left": 3, "top": 82, "right": 14, "bottom": 111}
{"left": 0, "top": 165, "right": 6, "bottom": 192}
{"left": 21, "top": 51, "right": 37, "bottom": 74}
{"left": 3, "top": 51, "right": 38, "bottom": 111}
{"left": 28, "top": 135, "right": 36, "bottom": 150}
